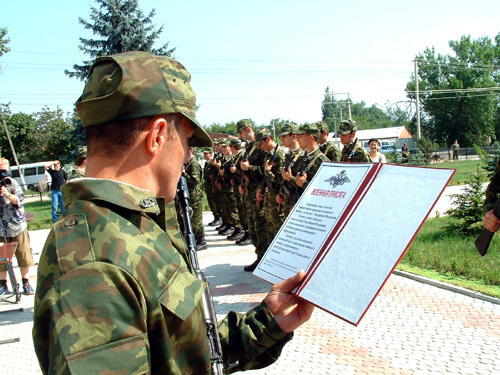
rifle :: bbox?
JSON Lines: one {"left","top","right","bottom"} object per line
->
{"left": 177, "top": 177, "right": 236, "bottom": 374}
{"left": 258, "top": 144, "right": 279, "bottom": 209}
{"left": 277, "top": 152, "right": 293, "bottom": 214}
{"left": 342, "top": 138, "right": 358, "bottom": 162}
{"left": 475, "top": 199, "right": 500, "bottom": 256}
{"left": 297, "top": 150, "right": 308, "bottom": 176}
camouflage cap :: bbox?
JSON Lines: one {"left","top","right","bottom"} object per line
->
{"left": 236, "top": 119, "right": 253, "bottom": 132}
{"left": 77, "top": 146, "right": 87, "bottom": 159}
{"left": 202, "top": 147, "right": 213, "bottom": 153}
{"left": 317, "top": 121, "right": 329, "bottom": 133}
{"left": 255, "top": 128, "right": 272, "bottom": 142}
{"left": 297, "top": 123, "right": 320, "bottom": 138}
{"left": 229, "top": 138, "right": 242, "bottom": 148}
{"left": 219, "top": 138, "right": 230, "bottom": 147}
{"left": 75, "top": 51, "right": 212, "bottom": 148}
{"left": 339, "top": 119, "right": 357, "bottom": 134}
{"left": 279, "top": 123, "right": 298, "bottom": 136}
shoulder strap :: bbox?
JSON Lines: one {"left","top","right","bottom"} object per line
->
{"left": 54, "top": 204, "right": 95, "bottom": 274}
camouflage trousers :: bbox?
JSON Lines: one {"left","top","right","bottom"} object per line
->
{"left": 263, "top": 191, "right": 284, "bottom": 246}
{"left": 234, "top": 189, "right": 248, "bottom": 231}
{"left": 282, "top": 191, "right": 299, "bottom": 217}
{"left": 205, "top": 186, "right": 220, "bottom": 219}
{"left": 244, "top": 185, "right": 268, "bottom": 258}
{"left": 220, "top": 190, "right": 241, "bottom": 229}
{"left": 190, "top": 195, "right": 205, "bottom": 240}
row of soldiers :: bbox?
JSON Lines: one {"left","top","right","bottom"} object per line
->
{"left": 190, "top": 118, "right": 370, "bottom": 271}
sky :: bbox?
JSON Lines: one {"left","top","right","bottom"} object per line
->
{"left": 1, "top": 0, "right": 500, "bottom": 127}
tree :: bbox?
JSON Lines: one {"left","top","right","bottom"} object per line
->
{"left": 0, "top": 27, "right": 10, "bottom": 57}
{"left": 0, "top": 111, "right": 37, "bottom": 163}
{"left": 29, "top": 107, "right": 78, "bottom": 163}
{"left": 65, "top": 0, "right": 176, "bottom": 80}
{"left": 406, "top": 34, "right": 500, "bottom": 147}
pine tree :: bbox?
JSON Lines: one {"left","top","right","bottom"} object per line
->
{"left": 65, "top": 0, "right": 176, "bottom": 81}
{"left": 446, "top": 164, "right": 486, "bottom": 235}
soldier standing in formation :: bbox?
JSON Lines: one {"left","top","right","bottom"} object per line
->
{"left": 215, "top": 138, "right": 243, "bottom": 239}
{"left": 318, "top": 121, "right": 341, "bottom": 162}
{"left": 183, "top": 147, "right": 207, "bottom": 250}
{"left": 276, "top": 123, "right": 303, "bottom": 217}
{"left": 228, "top": 137, "right": 251, "bottom": 244}
{"left": 339, "top": 119, "right": 371, "bottom": 162}
{"left": 202, "top": 147, "right": 222, "bottom": 227}
{"left": 283, "top": 123, "right": 330, "bottom": 194}
{"left": 255, "top": 128, "right": 286, "bottom": 244}
{"left": 238, "top": 119, "right": 269, "bottom": 272}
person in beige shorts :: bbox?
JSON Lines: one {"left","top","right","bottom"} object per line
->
{"left": 0, "top": 157, "right": 35, "bottom": 295}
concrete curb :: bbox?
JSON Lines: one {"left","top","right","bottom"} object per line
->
{"left": 393, "top": 269, "right": 500, "bottom": 305}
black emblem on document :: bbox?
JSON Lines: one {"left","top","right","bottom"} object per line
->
{"left": 324, "top": 170, "right": 350, "bottom": 188}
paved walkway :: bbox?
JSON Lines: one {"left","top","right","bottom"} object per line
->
{"left": 1, "top": 210, "right": 500, "bottom": 374}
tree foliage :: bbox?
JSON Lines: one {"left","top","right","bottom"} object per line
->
{"left": 446, "top": 165, "right": 487, "bottom": 235}
{"left": 406, "top": 34, "right": 500, "bottom": 147}
{"left": 321, "top": 87, "right": 410, "bottom": 133}
{"left": 65, "top": 0, "right": 176, "bottom": 80}
{"left": 0, "top": 27, "right": 10, "bottom": 57}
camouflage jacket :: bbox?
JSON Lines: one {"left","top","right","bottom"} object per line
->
{"left": 68, "top": 168, "right": 85, "bottom": 181}
{"left": 33, "top": 179, "right": 292, "bottom": 375}
{"left": 183, "top": 156, "right": 203, "bottom": 199}
{"left": 280, "top": 147, "right": 304, "bottom": 200}
{"left": 262, "top": 145, "right": 286, "bottom": 194}
{"left": 291, "top": 147, "right": 330, "bottom": 191}
{"left": 203, "top": 157, "right": 216, "bottom": 194}
{"left": 340, "top": 141, "right": 371, "bottom": 163}
{"left": 320, "top": 140, "right": 341, "bottom": 162}
{"left": 0, "top": 177, "right": 27, "bottom": 237}
{"left": 242, "top": 140, "right": 267, "bottom": 189}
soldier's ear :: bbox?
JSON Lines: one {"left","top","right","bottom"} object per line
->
{"left": 145, "top": 117, "right": 168, "bottom": 156}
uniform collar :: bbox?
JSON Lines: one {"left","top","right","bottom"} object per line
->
{"left": 62, "top": 178, "right": 161, "bottom": 215}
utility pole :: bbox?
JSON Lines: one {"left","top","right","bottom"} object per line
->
{"left": 347, "top": 94, "right": 352, "bottom": 120}
{"left": 414, "top": 59, "right": 421, "bottom": 140}
{"left": 0, "top": 108, "right": 27, "bottom": 188}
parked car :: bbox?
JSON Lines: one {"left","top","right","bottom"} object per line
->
{"left": 9, "top": 162, "right": 52, "bottom": 191}
{"left": 380, "top": 145, "right": 402, "bottom": 154}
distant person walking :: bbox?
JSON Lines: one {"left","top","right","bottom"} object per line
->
{"left": 451, "top": 140, "right": 460, "bottom": 161}
{"left": 45, "top": 160, "right": 68, "bottom": 222}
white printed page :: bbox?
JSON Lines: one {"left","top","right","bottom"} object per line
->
{"left": 296, "top": 164, "right": 454, "bottom": 325}
{"left": 253, "top": 163, "right": 375, "bottom": 285}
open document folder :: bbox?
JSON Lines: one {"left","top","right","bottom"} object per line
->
{"left": 253, "top": 162, "right": 454, "bottom": 326}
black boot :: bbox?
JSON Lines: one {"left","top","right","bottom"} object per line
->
{"left": 227, "top": 227, "right": 245, "bottom": 241}
{"left": 219, "top": 226, "right": 234, "bottom": 236}
{"left": 196, "top": 238, "right": 208, "bottom": 251}
{"left": 244, "top": 259, "right": 260, "bottom": 272}
{"left": 209, "top": 217, "right": 222, "bottom": 227}
{"left": 236, "top": 231, "right": 251, "bottom": 246}
{"left": 217, "top": 223, "right": 228, "bottom": 233}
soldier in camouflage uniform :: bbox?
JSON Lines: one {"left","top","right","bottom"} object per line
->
{"left": 215, "top": 138, "right": 243, "bottom": 239}
{"left": 202, "top": 148, "right": 222, "bottom": 226}
{"left": 339, "top": 120, "right": 371, "bottom": 162}
{"left": 238, "top": 119, "right": 269, "bottom": 272}
{"left": 227, "top": 137, "right": 248, "bottom": 242}
{"left": 277, "top": 123, "right": 303, "bottom": 216}
{"left": 33, "top": 51, "right": 313, "bottom": 375}
{"left": 68, "top": 146, "right": 87, "bottom": 180}
{"left": 255, "top": 128, "right": 286, "bottom": 245}
{"left": 317, "top": 121, "right": 341, "bottom": 162}
{"left": 284, "top": 123, "right": 330, "bottom": 194}
{"left": 183, "top": 147, "right": 207, "bottom": 250}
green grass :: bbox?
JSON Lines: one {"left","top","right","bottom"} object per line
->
{"left": 399, "top": 216, "right": 500, "bottom": 298}
{"left": 427, "top": 159, "right": 487, "bottom": 186}
{"left": 25, "top": 200, "right": 53, "bottom": 230}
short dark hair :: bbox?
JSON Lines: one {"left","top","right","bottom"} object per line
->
{"left": 85, "top": 114, "right": 182, "bottom": 158}
{"left": 368, "top": 138, "right": 380, "bottom": 146}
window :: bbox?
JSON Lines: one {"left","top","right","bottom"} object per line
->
{"left": 24, "top": 167, "right": 37, "bottom": 177}
{"left": 11, "top": 169, "right": 20, "bottom": 178}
